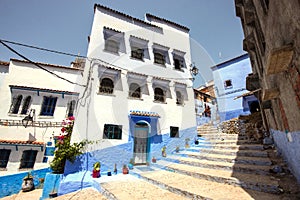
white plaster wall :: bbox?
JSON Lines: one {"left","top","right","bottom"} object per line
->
{"left": 72, "top": 8, "right": 196, "bottom": 147}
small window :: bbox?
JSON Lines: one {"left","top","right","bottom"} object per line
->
{"left": 224, "top": 79, "right": 233, "bottom": 89}
{"left": 104, "top": 39, "right": 120, "bottom": 54}
{"left": 170, "top": 126, "right": 179, "bottom": 138}
{"left": 0, "top": 149, "right": 11, "bottom": 168}
{"left": 99, "top": 78, "right": 114, "bottom": 94}
{"left": 19, "top": 150, "right": 38, "bottom": 169}
{"left": 154, "top": 51, "right": 165, "bottom": 65}
{"left": 21, "top": 96, "right": 32, "bottom": 115}
{"left": 103, "top": 124, "right": 122, "bottom": 139}
{"left": 40, "top": 96, "right": 57, "bottom": 116}
{"left": 10, "top": 95, "right": 23, "bottom": 114}
{"left": 131, "top": 47, "right": 144, "bottom": 60}
{"left": 67, "top": 100, "right": 76, "bottom": 117}
{"left": 154, "top": 87, "right": 165, "bottom": 103}
{"left": 129, "top": 83, "right": 141, "bottom": 99}
{"left": 176, "top": 91, "right": 184, "bottom": 105}
{"left": 173, "top": 56, "right": 185, "bottom": 71}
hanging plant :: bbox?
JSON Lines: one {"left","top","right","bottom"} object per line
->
{"left": 50, "top": 116, "right": 92, "bottom": 174}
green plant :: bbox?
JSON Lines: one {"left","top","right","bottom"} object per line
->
{"left": 23, "top": 172, "right": 33, "bottom": 180}
{"left": 93, "top": 162, "right": 101, "bottom": 171}
{"left": 50, "top": 117, "right": 91, "bottom": 174}
{"left": 175, "top": 146, "right": 180, "bottom": 153}
{"left": 129, "top": 158, "right": 134, "bottom": 165}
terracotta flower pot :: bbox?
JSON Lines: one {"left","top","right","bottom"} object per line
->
{"left": 92, "top": 170, "right": 100, "bottom": 178}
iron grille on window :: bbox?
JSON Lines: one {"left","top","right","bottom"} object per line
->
{"left": 10, "top": 95, "right": 23, "bottom": 114}
{"left": 19, "top": 150, "right": 37, "bottom": 169}
{"left": 129, "top": 83, "right": 141, "bottom": 98}
{"left": 174, "top": 57, "right": 184, "bottom": 70}
{"left": 21, "top": 96, "right": 32, "bottom": 115}
{"left": 40, "top": 96, "right": 57, "bottom": 116}
{"left": 154, "top": 52, "right": 165, "bottom": 65}
{"left": 103, "top": 124, "right": 122, "bottom": 139}
{"left": 104, "top": 39, "right": 120, "bottom": 54}
{"left": 131, "top": 47, "right": 144, "bottom": 60}
{"left": 176, "top": 91, "right": 183, "bottom": 105}
{"left": 0, "top": 149, "right": 11, "bottom": 168}
{"left": 99, "top": 78, "right": 114, "bottom": 94}
{"left": 154, "top": 88, "right": 165, "bottom": 103}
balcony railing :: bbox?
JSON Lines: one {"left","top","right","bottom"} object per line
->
{"left": 0, "top": 119, "right": 63, "bottom": 127}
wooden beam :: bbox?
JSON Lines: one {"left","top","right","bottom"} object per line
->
{"left": 262, "top": 88, "right": 280, "bottom": 101}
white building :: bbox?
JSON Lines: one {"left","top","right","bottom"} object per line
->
{"left": 0, "top": 58, "right": 83, "bottom": 175}
{"left": 70, "top": 4, "right": 197, "bottom": 170}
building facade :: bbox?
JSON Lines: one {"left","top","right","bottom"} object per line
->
{"left": 235, "top": 0, "right": 300, "bottom": 182}
{"left": 69, "top": 4, "right": 197, "bottom": 174}
{"left": 0, "top": 59, "right": 82, "bottom": 175}
{"left": 211, "top": 54, "right": 258, "bottom": 121}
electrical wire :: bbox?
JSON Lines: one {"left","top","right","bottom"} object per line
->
{"left": 0, "top": 40, "right": 86, "bottom": 87}
{"left": 0, "top": 39, "right": 195, "bottom": 82}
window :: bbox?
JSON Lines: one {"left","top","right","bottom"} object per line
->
{"left": 104, "top": 39, "right": 120, "bottom": 54}
{"left": 224, "top": 79, "right": 233, "bottom": 89}
{"left": 21, "top": 96, "right": 32, "bottom": 115}
{"left": 170, "top": 126, "right": 179, "bottom": 138}
{"left": 40, "top": 96, "right": 57, "bottom": 116}
{"left": 99, "top": 78, "right": 114, "bottom": 94}
{"left": 131, "top": 47, "right": 144, "bottom": 60}
{"left": 67, "top": 100, "right": 76, "bottom": 117}
{"left": 154, "top": 87, "right": 165, "bottom": 103}
{"left": 129, "top": 83, "right": 141, "bottom": 99}
{"left": 19, "top": 150, "right": 38, "bottom": 169}
{"left": 10, "top": 95, "right": 23, "bottom": 114}
{"left": 154, "top": 51, "right": 165, "bottom": 65}
{"left": 103, "top": 124, "right": 122, "bottom": 139}
{"left": 176, "top": 91, "right": 184, "bottom": 105}
{"left": 103, "top": 27, "right": 124, "bottom": 54}
{"left": 0, "top": 149, "right": 11, "bottom": 168}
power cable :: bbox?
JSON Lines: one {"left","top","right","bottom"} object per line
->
{"left": 0, "top": 39, "right": 195, "bottom": 81}
{"left": 0, "top": 40, "right": 86, "bottom": 87}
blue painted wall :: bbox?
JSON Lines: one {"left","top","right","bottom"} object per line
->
{"left": 58, "top": 126, "right": 197, "bottom": 196}
{"left": 271, "top": 129, "right": 300, "bottom": 183}
{"left": 212, "top": 54, "right": 255, "bottom": 121}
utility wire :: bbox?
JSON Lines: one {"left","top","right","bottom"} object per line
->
{"left": 0, "top": 39, "right": 195, "bottom": 81}
{"left": 0, "top": 40, "right": 86, "bottom": 87}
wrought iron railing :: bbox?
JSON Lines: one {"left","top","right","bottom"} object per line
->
{"left": 0, "top": 119, "right": 63, "bottom": 127}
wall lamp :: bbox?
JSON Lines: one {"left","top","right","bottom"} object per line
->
{"left": 190, "top": 63, "right": 199, "bottom": 76}
{"left": 22, "top": 109, "right": 35, "bottom": 128}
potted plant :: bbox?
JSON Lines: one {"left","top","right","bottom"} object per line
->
{"left": 152, "top": 156, "right": 157, "bottom": 163}
{"left": 175, "top": 146, "right": 180, "bottom": 153}
{"left": 128, "top": 158, "right": 134, "bottom": 169}
{"left": 185, "top": 138, "right": 190, "bottom": 148}
{"left": 107, "top": 170, "right": 112, "bottom": 176}
{"left": 122, "top": 164, "right": 129, "bottom": 174}
{"left": 21, "top": 172, "right": 34, "bottom": 192}
{"left": 162, "top": 146, "right": 167, "bottom": 157}
{"left": 92, "top": 161, "right": 101, "bottom": 178}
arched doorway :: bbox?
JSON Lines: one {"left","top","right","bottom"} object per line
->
{"left": 133, "top": 121, "right": 150, "bottom": 165}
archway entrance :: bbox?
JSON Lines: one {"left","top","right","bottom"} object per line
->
{"left": 133, "top": 121, "right": 149, "bottom": 165}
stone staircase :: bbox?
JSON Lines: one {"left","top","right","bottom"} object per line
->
{"left": 95, "top": 124, "right": 299, "bottom": 200}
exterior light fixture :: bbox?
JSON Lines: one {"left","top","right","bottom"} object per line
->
{"left": 190, "top": 63, "right": 199, "bottom": 76}
{"left": 22, "top": 109, "right": 35, "bottom": 128}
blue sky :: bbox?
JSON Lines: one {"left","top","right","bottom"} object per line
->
{"left": 0, "top": 0, "right": 245, "bottom": 87}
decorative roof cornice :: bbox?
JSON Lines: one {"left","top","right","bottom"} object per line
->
{"left": 94, "top": 4, "right": 162, "bottom": 31}
{"left": 0, "top": 60, "right": 9, "bottom": 66}
{"left": 10, "top": 58, "right": 82, "bottom": 71}
{"left": 0, "top": 140, "right": 44, "bottom": 146}
{"left": 9, "top": 85, "right": 79, "bottom": 96}
{"left": 146, "top": 13, "right": 190, "bottom": 33}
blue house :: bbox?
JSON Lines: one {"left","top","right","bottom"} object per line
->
{"left": 211, "top": 54, "right": 258, "bottom": 121}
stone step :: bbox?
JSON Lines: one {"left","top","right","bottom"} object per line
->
{"left": 199, "top": 148, "right": 268, "bottom": 157}
{"left": 192, "top": 144, "right": 264, "bottom": 150}
{"left": 165, "top": 163, "right": 281, "bottom": 194}
{"left": 100, "top": 174, "right": 189, "bottom": 200}
{"left": 140, "top": 170, "right": 281, "bottom": 200}
{"left": 186, "top": 151, "right": 272, "bottom": 166}
{"left": 167, "top": 155, "right": 271, "bottom": 175}
{"left": 199, "top": 133, "right": 248, "bottom": 140}
{"left": 204, "top": 139, "right": 261, "bottom": 145}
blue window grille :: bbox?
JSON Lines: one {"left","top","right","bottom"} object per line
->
{"left": 40, "top": 96, "right": 57, "bottom": 116}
